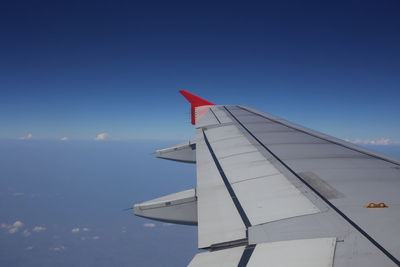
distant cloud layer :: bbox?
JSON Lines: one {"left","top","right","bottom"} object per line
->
{"left": 60, "top": 137, "right": 69, "bottom": 141}
{"left": 143, "top": 223, "right": 155, "bottom": 228}
{"left": 95, "top": 133, "right": 109, "bottom": 141}
{"left": 18, "top": 133, "right": 32, "bottom": 140}
{"left": 70, "top": 227, "right": 91, "bottom": 234}
{"left": 2, "top": 221, "right": 24, "bottom": 234}
{"left": 2, "top": 221, "right": 48, "bottom": 237}
{"left": 346, "top": 138, "right": 399, "bottom": 145}
{"left": 50, "top": 245, "right": 65, "bottom": 252}
{"left": 33, "top": 226, "right": 46, "bottom": 232}
{"left": 23, "top": 229, "right": 31, "bottom": 237}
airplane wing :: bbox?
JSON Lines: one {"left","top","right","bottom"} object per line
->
{"left": 134, "top": 91, "right": 400, "bottom": 267}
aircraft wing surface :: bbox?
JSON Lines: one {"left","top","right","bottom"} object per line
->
{"left": 135, "top": 91, "right": 400, "bottom": 267}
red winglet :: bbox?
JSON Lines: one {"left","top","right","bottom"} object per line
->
{"left": 179, "top": 90, "right": 215, "bottom": 125}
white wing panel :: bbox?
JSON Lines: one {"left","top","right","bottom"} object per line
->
{"left": 195, "top": 106, "right": 220, "bottom": 128}
{"left": 188, "top": 246, "right": 245, "bottom": 267}
{"left": 205, "top": 124, "right": 242, "bottom": 141}
{"left": 205, "top": 124, "right": 320, "bottom": 226}
{"left": 247, "top": 238, "right": 337, "bottom": 267}
{"left": 207, "top": 125, "right": 257, "bottom": 158}
{"left": 211, "top": 136, "right": 257, "bottom": 158}
{"left": 232, "top": 174, "right": 320, "bottom": 225}
{"left": 219, "top": 151, "right": 279, "bottom": 183}
{"left": 211, "top": 106, "right": 233, "bottom": 124}
{"left": 196, "top": 128, "right": 246, "bottom": 248}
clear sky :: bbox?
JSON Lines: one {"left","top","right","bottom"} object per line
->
{"left": 1, "top": 0, "right": 399, "bottom": 143}
{"left": 1, "top": 2, "right": 400, "bottom": 266}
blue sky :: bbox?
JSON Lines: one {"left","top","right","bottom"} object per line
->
{"left": 1, "top": 0, "right": 399, "bottom": 143}
{"left": 1, "top": 2, "right": 400, "bottom": 266}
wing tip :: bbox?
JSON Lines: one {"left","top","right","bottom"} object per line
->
{"left": 179, "top": 90, "right": 215, "bottom": 106}
{"left": 179, "top": 90, "right": 215, "bottom": 124}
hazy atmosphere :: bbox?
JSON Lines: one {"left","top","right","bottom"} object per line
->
{"left": 0, "top": 140, "right": 197, "bottom": 266}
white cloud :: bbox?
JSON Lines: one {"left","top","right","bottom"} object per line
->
{"left": 143, "top": 223, "right": 155, "bottom": 228}
{"left": 2, "top": 221, "right": 24, "bottom": 234}
{"left": 92, "top": 236, "right": 100, "bottom": 240}
{"left": 23, "top": 229, "right": 31, "bottom": 237}
{"left": 95, "top": 133, "right": 109, "bottom": 141}
{"left": 25, "top": 246, "right": 33, "bottom": 250}
{"left": 13, "top": 221, "right": 24, "bottom": 228}
{"left": 82, "top": 227, "right": 89, "bottom": 232}
{"left": 9, "top": 227, "right": 18, "bottom": 234}
{"left": 18, "top": 133, "right": 32, "bottom": 140}
{"left": 60, "top": 137, "right": 69, "bottom": 141}
{"left": 8, "top": 221, "right": 24, "bottom": 233}
{"left": 50, "top": 245, "right": 65, "bottom": 252}
{"left": 71, "top": 227, "right": 80, "bottom": 233}
{"left": 32, "top": 226, "right": 46, "bottom": 232}
{"left": 348, "top": 138, "right": 397, "bottom": 145}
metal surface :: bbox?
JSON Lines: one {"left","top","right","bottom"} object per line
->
{"left": 247, "top": 238, "right": 337, "bottom": 267}
{"left": 195, "top": 106, "right": 220, "bottom": 128}
{"left": 196, "top": 128, "right": 246, "bottom": 248}
{"left": 134, "top": 94, "right": 400, "bottom": 266}
{"left": 188, "top": 246, "right": 245, "bottom": 267}
{"left": 225, "top": 105, "right": 400, "bottom": 265}
{"left": 156, "top": 141, "right": 196, "bottom": 163}
{"left": 204, "top": 123, "right": 320, "bottom": 226}
{"left": 134, "top": 189, "right": 197, "bottom": 225}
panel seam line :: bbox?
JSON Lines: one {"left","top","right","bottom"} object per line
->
{"left": 202, "top": 129, "right": 252, "bottom": 229}
{"left": 209, "top": 107, "right": 222, "bottom": 124}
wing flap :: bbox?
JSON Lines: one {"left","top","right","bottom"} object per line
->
{"left": 188, "top": 246, "right": 245, "bottom": 267}
{"left": 247, "top": 238, "right": 336, "bottom": 267}
{"left": 189, "top": 238, "right": 337, "bottom": 267}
